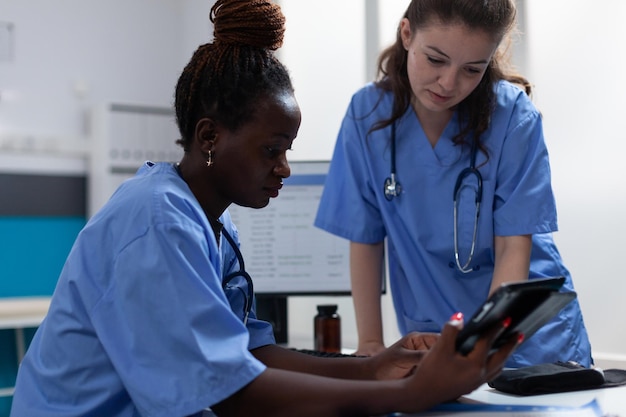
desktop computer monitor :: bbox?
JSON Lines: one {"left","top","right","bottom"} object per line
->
{"left": 227, "top": 160, "right": 352, "bottom": 343}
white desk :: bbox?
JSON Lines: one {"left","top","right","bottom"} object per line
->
{"left": 462, "top": 382, "right": 626, "bottom": 415}
{"left": 293, "top": 340, "right": 626, "bottom": 415}
{"left": 0, "top": 296, "right": 51, "bottom": 397}
{"left": 199, "top": 384, "right": 626, "bottom": 417}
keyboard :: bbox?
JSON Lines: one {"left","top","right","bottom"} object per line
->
{"left": 290, "top": 348, "right": 363, "bottom": 358}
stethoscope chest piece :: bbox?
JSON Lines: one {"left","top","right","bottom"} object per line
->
{"left": 384, "top": 174, "right": 402, "bottom": 200}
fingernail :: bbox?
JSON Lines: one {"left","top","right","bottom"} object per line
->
{"left": 449, "top": 312, "right": 464, "bottom": 325}
{"left": 517, "top": 333, "right": 525, "bottom": 344}
{"left": 502, "top": 317, "right": 512, "bottom": 328}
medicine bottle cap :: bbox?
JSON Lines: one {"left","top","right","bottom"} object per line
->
{"left": 317, "top": 304, "right": 338, "bottom": 315}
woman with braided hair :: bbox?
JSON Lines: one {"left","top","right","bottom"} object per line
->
{"left": 11, "top": 1, "right": 518, "bottom": 416}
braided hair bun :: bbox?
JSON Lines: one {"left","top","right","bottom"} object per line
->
{"left": 174, "top": 0, "right": 293, "bottom": 149}
{"left": 211, "top": 0, "right": 285, "bottom": 50}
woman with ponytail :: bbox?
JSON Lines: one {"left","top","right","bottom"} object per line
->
{"left": 315, "top": 0, "right": 592, "bottom": 369}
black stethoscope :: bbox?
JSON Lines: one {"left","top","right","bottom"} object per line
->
{"left": 383, "top": 121, "right": 483, "bottom": 273}
{"left": 174, "top": 162, "right": 254, "bottom": 323}
{"left": 221, "top": 228, "right": 254, "bottom": 325}
{"left": 383, "top": 122, "right": 403, "bottom": 200}
{"left": 173, "top": 164, "right": 254, "bottom": 326}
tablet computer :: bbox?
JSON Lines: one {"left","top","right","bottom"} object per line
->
{"left": 455, "top": 276, "right": 577, "bottom": 355}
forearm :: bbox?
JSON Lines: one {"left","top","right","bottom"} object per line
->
{"left": 212, "top": 367, "right": 425, "bottom": 417}
{"left": 215, "top": 322, "right": 515, "bottom": 417}
{"left": 490, "top": 235, "right": 532, "bottom": 295}
{"left": 350, "top": 241, "right": 385, "bottom": 349}
{"left": 252, "top": 344, "right": 373, "bottom": 380}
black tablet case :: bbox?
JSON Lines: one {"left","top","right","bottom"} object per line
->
{"left": 456, "top": 277, "right": 576, "bottom": 355}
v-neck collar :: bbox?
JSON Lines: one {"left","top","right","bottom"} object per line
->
{"left": 397, "top": 107, "right": 463, "bottom": 167}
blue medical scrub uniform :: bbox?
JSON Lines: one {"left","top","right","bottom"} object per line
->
{"left": 315, "top": 81, "right": 593, "bottom": 368}
{"left": 11, "top": 162, "right": 275, "bottom": 417}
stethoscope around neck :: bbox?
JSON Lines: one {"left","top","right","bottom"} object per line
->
{"left": 383, "top": 120, "right": 483, "bottom": 273}
{"left": 221, "top": 228, "right": 254, "bottom": 325}
{"left": 173, "top": 162, "right": 254, "bottom": 324}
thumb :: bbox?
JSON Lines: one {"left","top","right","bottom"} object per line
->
{"left": 438, "top": 312, "right": 464, "bottom": 353}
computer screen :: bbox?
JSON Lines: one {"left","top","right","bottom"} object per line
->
{"left": 227, "top": 160, "right": 351, "bottom": 296}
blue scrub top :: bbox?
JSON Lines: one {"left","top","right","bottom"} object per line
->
{"left": 315, "top": 81, "right": 592, "bottom": 368}
{"left": 11, "top": 162, "right": 275, "bottom": 417}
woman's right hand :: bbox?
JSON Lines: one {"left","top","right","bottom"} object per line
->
{"left": 399, "top": 314, "right": 520, "bottom": 412}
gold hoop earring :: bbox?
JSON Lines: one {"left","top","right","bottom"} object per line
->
{"left": 206, "top": 150, "right": 214, "bottom": 167}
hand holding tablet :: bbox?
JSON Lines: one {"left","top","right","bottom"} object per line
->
{"left": 455, "top": 277, "right": 576, "bottom": 356}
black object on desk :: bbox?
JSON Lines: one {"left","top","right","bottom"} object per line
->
{"left": 489, "top": 361, "right": 626, "bottom": 395}
{"left": 290, "top": 348, "right": 363, "bottom": 358}
{"left": 455, "top": 276, "right": 576, "bottom": 355}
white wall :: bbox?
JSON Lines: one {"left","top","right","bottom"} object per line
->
{"left": 0, "top": 0, "right": 192, "bottom": 139}
{"left": 277, "top": 0, "right": 366, "bottom": 161}
{"left": 1, "top": 0, "right": 624, "bottom": 365}
{"left": 523, "top": 1, "right": 626, "bottom": 366}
